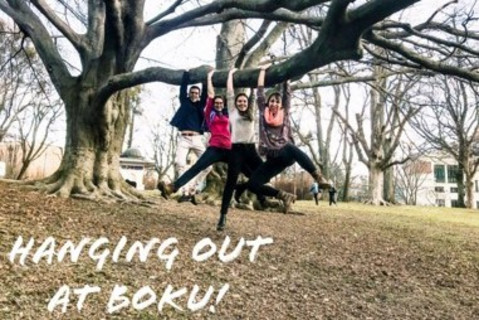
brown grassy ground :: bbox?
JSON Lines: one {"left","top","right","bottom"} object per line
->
{"left": 1, "top": 181, "right": 479, "bottom": 319}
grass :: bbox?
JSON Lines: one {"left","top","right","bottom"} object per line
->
{"left": 2, "top": 183, "right": 479, "bottom": 319}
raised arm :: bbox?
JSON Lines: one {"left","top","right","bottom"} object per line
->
{"left": 204, "top": 70, "right": 215, "bottom": 122}
{"left": 179, "top": 71, "right": 189, "bottom": 103}
{"left": 226, "top": 68, "right": 237, "bottom": 114}
{"left": 256, "top": 65, "right": 269, "bottom": 112}
{"left": 282, "top": 80, "right": 291, "bottom": 112}
{"left": 207, "top": 69, "right": 215, "bottom": 98}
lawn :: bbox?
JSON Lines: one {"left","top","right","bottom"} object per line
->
{"left": 1, "top": 181, "right": 479, "bottom": 319}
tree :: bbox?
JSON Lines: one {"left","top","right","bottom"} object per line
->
{"left": 149, "top": 95, "right": 178, "bottom": 183}
{"left": 0, "top": 22, "right": 38, "bottom": 143}
{"left": 335, "top": 67, "right": 422, "bottom": 205}
{"left": 1, "top": 21, "right": 64, "bottom": 180}
{"left": 410, "top": 76, "right": 479, "bottom": 208}
{"left": 14, "top": 99, "right": 63, "bottom": 180}
{"left": 395, "top": 155, "right": 429, "bottom": 205}
{"left": 0, "top": 0, "right": 441, "bottom": 199}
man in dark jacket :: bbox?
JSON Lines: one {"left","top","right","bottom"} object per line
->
{"left": 168, "top": 71, "right": 211, "bottom": 203}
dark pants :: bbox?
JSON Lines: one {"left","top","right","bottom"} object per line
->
{"left": 245, "top": 144, "right": 317, "bottom": 197}
{"left": 174, "top": 147, "right": 229, "bottom": 190}
{"left": 329, "top": 193, "right": 337, "bottom": 206}
{"left": 220, "top": 143, "right": 265, "bottom": 215}
{"left": 313, "top": 192, "right": 319, "bottom": 205}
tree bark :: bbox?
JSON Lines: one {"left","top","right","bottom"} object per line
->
{"left": 369, "top": 164, "right": 385, "bottom": 205}
{"left": 383, "top": 137, "right": 395, "bottom": 203}
{"left": 44, "top": 89, "right": 136, "bottom": 199}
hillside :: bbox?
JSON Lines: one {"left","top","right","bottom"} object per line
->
{"left": 1, "top": 182, "right": 479, "bottom": 319}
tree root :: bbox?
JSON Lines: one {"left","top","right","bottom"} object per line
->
{"left": 4, "top": 173, "right": 159, "bottom": 207}
{"left": 362, "top": 199, "right": 392, "bottom": 206}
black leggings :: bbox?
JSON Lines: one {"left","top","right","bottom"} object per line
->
{"left": 220, "top": 143, "right": 264, "bottom": 215}
{"left": 245, "top": 143, "right": 316, "bottom": 197}
{"left": 174, "top": 147, "right": 229, "bottom": 190}
{"left": 313, "top": 193, "right": 319, "bottom": 205}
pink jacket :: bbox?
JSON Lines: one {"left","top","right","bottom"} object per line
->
{"left": 204, "top": 97, "right": 232, "bottom": 149}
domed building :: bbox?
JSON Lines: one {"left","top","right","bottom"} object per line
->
{"left": 119, "top": 148, "right": 155, "bottom": 190}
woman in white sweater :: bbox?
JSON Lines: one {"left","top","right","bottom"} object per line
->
{"left": 217, "top": 68, "right": 266, "bottom": 231}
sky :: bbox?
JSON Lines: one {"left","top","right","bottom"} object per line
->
{"left": 131, "top": 0, "right": 457, "bottom": 175}
{"left": 0, "top": 0, "right": 470, "bottom": 179}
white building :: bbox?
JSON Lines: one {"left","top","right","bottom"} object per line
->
{"left": 119, "top": 148, "right": 155, "bottom": 191}
{"left": 404, "top": 152, "right": 479, "bottom": 208}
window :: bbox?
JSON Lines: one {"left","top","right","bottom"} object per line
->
{"left": 447, "top": 165, "right": 461, "bottom": 183}
{"left": 434, "top": 165, "right": 445, "bottom": 183}
{"left": 436, "top": 199, "right": 445, "bottom": 207}
{"left": 435, "top": 186, "right": 445, "bottom": 193}
{"left": 476, "top": 180, "right": 479, "bottom": 193}
{"left": 450, "top": 187, "right": 458, "bottom": 193}
{"left": 451, "top": 200, "right": 461, "bottom": 208}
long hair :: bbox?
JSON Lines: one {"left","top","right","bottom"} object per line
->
{"left": 235, "top": 92, "right": 253, "bottom": 121}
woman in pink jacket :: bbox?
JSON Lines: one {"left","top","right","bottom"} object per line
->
{"left": 158, "top": 70, "right": 231, "bottom": 198}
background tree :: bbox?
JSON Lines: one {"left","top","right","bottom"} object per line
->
{"left": 1, "top": 21, "right": 64, "bottom": 179}
{"left": 124, "top": 87, "right": 143, "bottom": 150}
{"left": 14, "top": 99, "right": 63, "bottom": 180}
{"left": 0, "top": 22, "right": 36, "bottom": 143}
{"left": 335, "top": 67, "right": 422, "bottom": 205}
{"left": 0, "top": 0, "right": 466, "bottom": 200}
{"left": 395, "top": 154, "right": 430, "bottom": 205}
{"left": 149, "top": 95, "right": 178, "bottom": 183}
{"left": 410, "top": 76, "right": 479, "bottom": 208}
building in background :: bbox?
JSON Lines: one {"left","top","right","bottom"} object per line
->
{"left": 401, "top": 152, "right": 479, "bottom": 208}
{"left": 120, "top": 148, "right": 156, "bottom": 190}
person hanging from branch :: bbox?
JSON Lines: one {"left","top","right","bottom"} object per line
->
{"left": 236, "top": 65, "right": 332, "bottom": 214}
{"left": 216, "top": 68, "right": 268, "bottom": 231}
{"left": 158, "top": 69, "right": 231, "bottom": 203}
{"left": 166, "top": 69, "right": 212, "bottom": 203}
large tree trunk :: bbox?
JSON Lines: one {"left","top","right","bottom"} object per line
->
{"left": 368, "top": 164, "right": 387, "bottom": 205}
{"left": 465, "top": 176, "right": 473, "bottom": 209}
{"left": 341, "top": 143, "right": 353, "bottom": 202}
{"left": 383, "top": 137, "right": 395, "bottom": 203}
{"left": 455, "top": 164, "right": 466, "bottom": 208}
{"left": 42, "top": 89, "right": 138, "bottom": 200}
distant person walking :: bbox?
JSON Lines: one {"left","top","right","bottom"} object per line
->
{"left": 310, "top": 182, "right": 320, "bottom": 205}
{"left": 329, "top": 186, "right": 337, "bottom": 206}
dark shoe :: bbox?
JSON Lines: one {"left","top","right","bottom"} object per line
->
{"left": 312, "top": 170, "right": 332, "bottom": 190}
{"left": 234, "top": 184, "right": 246, "bottom": 203}
{"left": 190, "top": 194, "right": 198, "bottom": 206}
{"left": 177, "top": 194, "right": 190, "bottom": 203}
{"left": 258, "top": 196, "right": 267, "bottom": 209}
{"left": 277, "top": 190, "right": 297, "bottom": 214}
{"left": 158, "top": 182, "right": 175, "bottom": 199}
{"left": 217, "top": 214, "right": 227, "bottom": 231}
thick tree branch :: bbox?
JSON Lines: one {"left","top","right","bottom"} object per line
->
{"left": 243, "top": 22, "right": 289, "bottom": 68}
{"left": 0, "top": 1, "right": 73, "bottom": 93}
{"left": 30, "top": 0, "right": 85, "bottom": 51}
{"left": 85, "top": 0, "right": 105, "bottom": 59}
{"left": 350, "top": 0, "right": 421, "bottom": 31}
{"left": 235, "top": 20, "right": 271, "bottom": 68}
{"left": 366, "top": 32, "right": 479, "bottom": 82}
{"left": 146, "top": 0, "right": 184, "bottom": 26}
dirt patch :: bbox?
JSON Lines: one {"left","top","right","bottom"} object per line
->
{"left": 1, "top": 182, "right": 479, "bottom": 319}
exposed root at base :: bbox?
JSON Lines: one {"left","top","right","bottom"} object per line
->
{"left": 362, "top": 199, "right": 392, "bottom": 206}
{"left": 5, "top": 176, "right": 159, "bottom": 207}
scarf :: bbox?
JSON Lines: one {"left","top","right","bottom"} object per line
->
{"left": 264, "top": 107, "right": 284, "bottom": 127}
